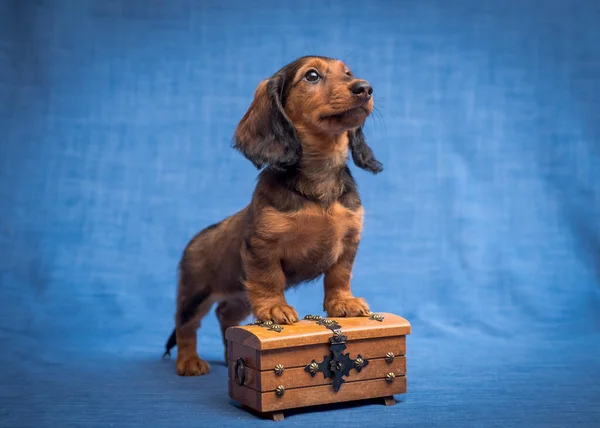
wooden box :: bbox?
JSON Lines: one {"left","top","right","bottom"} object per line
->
{"left": 225, "top": 312, "right": 411, "bottom": 421}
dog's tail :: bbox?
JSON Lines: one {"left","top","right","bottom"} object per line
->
{"left": 163, "top": 328, "right": 177, "bottom": 358}
{"left": 162, "top": 291, "right": 211, "bottom": 358}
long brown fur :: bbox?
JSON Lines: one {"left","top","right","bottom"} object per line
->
{"left": 164, "top": 56, "right": 383, "bottom": 376}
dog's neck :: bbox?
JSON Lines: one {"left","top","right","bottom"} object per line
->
{"left": 294, "top": 132, "right": 349, "bottom": 204}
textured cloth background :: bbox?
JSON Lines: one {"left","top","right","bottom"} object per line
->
{"left": 1, "top": 0, "right": 599, "bottom": 426}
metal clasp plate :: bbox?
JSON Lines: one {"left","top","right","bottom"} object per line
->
{"left": 304, "top": 328, "right": 369, "bottom": 392}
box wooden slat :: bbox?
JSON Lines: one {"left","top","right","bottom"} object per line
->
{"left": 229, "top": 335, "right": 406, "bottom": 371}
{"left": 229, "top": 376, "right": 408, "bottom": 413}
{"left": 229, "top": 356, "right": 407, "bottom": 392}
{"left": 226, "top": 313, "right": 410, "bottom": 350}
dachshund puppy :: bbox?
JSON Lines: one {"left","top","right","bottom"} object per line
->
{"left": 164, "top": 55, "right": 383, "bottom": 376}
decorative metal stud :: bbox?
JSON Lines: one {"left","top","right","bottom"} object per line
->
{"left": 275, "top": 385, "right": 285, "bottom": 397}
{"left": 332, "top": 329, "right": 346, "bottom": 342}
{"left": 385, "top": 352, "right": 395, "bottom": 363}
{"left": 274, "top": 364, "right": 284, "bottom": 376}
{"left": 304, "top": 314, "right": 324, "bottom": 321}
{"left": 354, "top": 357, "right": 365, "bottom": 370}
{"left": 385, "top": 372, "right": 396, "bottom": 383}
{"left": 369, "top": 313, "right": 385, "bottom": 322}
{"left": 251, "top": 320, "right": 284, "bottom": 332}
{"left": 306, "top": 362, "right": 319, "bottom": 376}
{"left": 316, "top": 317, "right": 342, "bottom": 331}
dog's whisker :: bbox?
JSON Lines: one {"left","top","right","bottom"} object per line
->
{"left": 368, "top": 106, "right": 387, "bottom": 136}
{"left": 373, "top": 101, "right": 386, "bottom": 112}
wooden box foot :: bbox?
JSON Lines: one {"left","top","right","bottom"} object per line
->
{"left": 269, "top": 411, "right": 285, "bottom": 421}
{"left": 383, "top": 396, "right": 396, "bottom": 406}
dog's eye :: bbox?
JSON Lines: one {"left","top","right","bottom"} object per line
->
{"left": 305, "top": 70, "right": 320, "bottom": 82}
{"left": 345, "top": 71, "right": 353, "bottom": 77}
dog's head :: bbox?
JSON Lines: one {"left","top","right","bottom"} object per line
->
{"left": 233, "top": 56, "right": 382, "bottom": 174}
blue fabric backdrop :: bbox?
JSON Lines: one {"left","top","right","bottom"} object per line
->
{"left": 1, "top": 0, "right": 599, "bottom": 426}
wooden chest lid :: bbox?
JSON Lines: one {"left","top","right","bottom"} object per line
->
{"left": 225, "top": 313, "right": 411, "bottom": 351}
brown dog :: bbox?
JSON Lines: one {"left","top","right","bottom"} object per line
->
{"left": 164, "top": 55, "right": 383, "bottom": 376}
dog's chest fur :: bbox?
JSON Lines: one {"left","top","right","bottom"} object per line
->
{"left": 257, "top": 201, "right": 363, "bottom": 286}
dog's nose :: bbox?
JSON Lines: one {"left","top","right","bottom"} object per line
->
{"left": 350, "top": 81, "right": 373, "bottom": 99}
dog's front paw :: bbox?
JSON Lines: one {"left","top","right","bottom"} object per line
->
{"left": 324, "top": 297, "right": 370, "bottom": 317}
{"left": 255, "top": 304, "right": 299, "bottom": 325}
{"left": 176, "top": 354, "right": 211, "bottom": 376}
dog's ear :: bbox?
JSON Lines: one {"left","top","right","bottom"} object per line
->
{"left": 233, "top": 74, "right": 301, "bottom": 170}
{"left": 348, "top": 127, "right": 383, "bottom": 174}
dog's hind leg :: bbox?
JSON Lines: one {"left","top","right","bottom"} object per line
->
{"left": 216, "top": 296, "right": 252, "bottom": 361}
{"left": 174, "top": 279, "right": 215, "bottom": 376}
